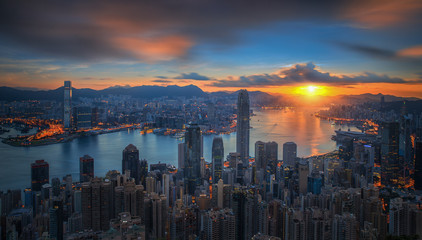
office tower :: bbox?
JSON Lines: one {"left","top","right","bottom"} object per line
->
{"left": 184, "top": 123, "right": 202, "bottom": 195}
{"left": 380, "top": 122, "right": 401, "bottom": 187}
{"left": 80, "top": 155, "right": 94, "bottom": 183}
{"left": 24, "top": 188, "right": 32, "bottom": 209}
{"left": 139, "top": 159, "right": 148, "bottom": 188}
{"left": 255, "top": 141, "right": 266, "bottom": 170}
{"left": 49, "top": 198, "right": 64, "bottom": 240}
{"left": 212, "top": 137, "right": 224, "bottom": 183}
{"left": 236, "top": 89, "right": 250, "bottom": 162}
{"left": 178, "top": 143, "right": 185, "bottom": 169}
{"left": 307, "top": 171, "right": 323, "bottom": 194}
{"left": 63, "top": 81, "right": 72, "bottom": 129}
{"left": 31, "top": 160, "right": 49, "bottom": 191}
{"left": 298, "top": 161, "right": 309, "bottom": 195}
{"left": 415, "top": 141, "right": 422, "bottom": 190}
{"left": 283, "top": 142, "right": 297, "bottom": 166}
{"left": 52, "top": 177, "right": 60, "bottom": 197}
{"left": 75, "top": 106, "right": 92, "bottom": 129}
{"left": 81, "top": 178, "right": 112, "bottom": 231}
{"left": 265, "top": 141, "right": 278, "bottom": 174}
{"left": 122, "top": 144, "right": 141, "bottom": 185}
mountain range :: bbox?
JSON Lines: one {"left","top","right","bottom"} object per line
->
{"left": 0, "top": 85, "right": 419, "bottom": 107}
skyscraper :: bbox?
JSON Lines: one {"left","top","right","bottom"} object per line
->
{"left": 415, "top": 140, "right": 422, "bottom": 190}
{"left": 122, "top": 144, "right": 141, "bottom": 184}
{"left": 236, "top": 90, "right": 250, "bottom": 162}
{"left": 265, "top": 141, "right": 278, "bottom": 174}
{"left": 31, "top": 160, "right": 49, "bottom": 191}
{"left": 63, "top": 81, "right": 72, "bottom": 130}
{"left": 80, "top": 155, "right": 94, "bottom": 183}
{"left": 380, "top": 122, "right": 401, "bottom": 187}
{"left": 212, "top": 137, "right": 224, "bottom": 183}
{"left": 178, "top": 143, "right": 185, "bottom": 169}
{"left": 81, "top": 178, "right": 112, "bottom": 231}
{"left": 283, "top": 142, "right": 297, "bottom": 166}
{"left": 184, "top": 123, "right": 202, "bottom": 195}
{"left": 49, "top": 197, "right": 63, "bottom": 240}
{"left": 255, "top": 141, "right": 266, "bottom": 171}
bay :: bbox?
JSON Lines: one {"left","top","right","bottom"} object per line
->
{"left": 0, "top": 107, "right": 358, "bottom": 191}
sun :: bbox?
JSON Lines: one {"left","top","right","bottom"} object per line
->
{"left": 293, "top": 85, "right": 326, "bottom": 96}
{"left": 307, "top": 85, "right": 317, "bottom": 95}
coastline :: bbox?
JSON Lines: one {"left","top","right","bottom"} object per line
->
{"left": 1, "top": 126, "right": 137, "bottom": 147}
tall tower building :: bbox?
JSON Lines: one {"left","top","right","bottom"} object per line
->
{"left": 63, "top": 81, "right": 72, "bottom": 129}
{"left": 380, "top": 122, "right": 401, "bottom": 187}
{"left": 265, "top": 141, "right": 278, "bottom": 174}
{"left": 255, "top": 141, "right": 266, "bottom": 170}
{"left": 178, "top": 143, "right": 185, "bottom": 169}
{"left": 81, "top": 178, "right": 112, "bottom": 231}
{"left": 212, "top": 137, "right": 224, "bottom": 183}
{"left": 122, "top": 144, "right": 141, "bottom": 184}
{"left": 139, "top": 159, "right": 148, "bottom": 188}
{"left": 184, "top": 123, "right": 202, "bottom": 195}
{"left": 283, "top": 142, "right": 297, "bottom": 166}
{"left": 31, "top": 160, "right": 49, "bottom": 191}
{"left": 49, "top": 198, "right": 64, "bottom": 240}
{"left": 236, "top": 90, "right": 250, "bottom": 162}
{"left": 415, "top": 140, "right": 422, "bottom": 190}
{"left": 80, "top": 155, "right": 94, "bottom": 183}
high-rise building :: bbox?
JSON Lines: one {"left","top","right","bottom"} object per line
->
{"left": 265, "top": 141, "right": 278, "bottom": 174}
{"left": 63, "top": 81, "right": 72, "bottom": 129}
{"left": 139, "top": 159, "right": 148, "bottom": 188}
{"left": 122, "top": 144, "right": 141, "bottom": 185}
{"left": 31, "top": 160, "right": 49, "bottom": 191}
{"left": 415, "top": 141, "right": 422, "bottom": 190}
{"left": 212, "top": 137, "right": 224, "bottom": 183}
{"left": 49, "top": 198, "right": 64, "bottom": 240}
{"left": 380, "top": 122, "right": 401, "bottom": 187}
{"left": 81, "top": 178, "right": 112, "bottom": 231}
{"left": 298, "top": 161, "right": 309, "bottom": 195}
{"left": 184, "top": 123, "right": 202, "bottom": 195}
{"left": 75, "top": 106, "right": 92, "bottom": 129}
{"left": 255, "top": 141, "right": 266, "bottom": 170}
{"left": 236, "top": 90, "right": 250, "bottom": 162}
{"left": 80, "top": 155, "right": 94, "bottom": 183}
{"left": 283, "top": 142, "right": 297, "bottom": 166}
{"left": 178, "top": 143, "right": 185, "bottom": 169}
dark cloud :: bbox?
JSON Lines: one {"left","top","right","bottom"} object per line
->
{"left": 152, "top": 79, "right": 172, "bottom": 83}
{"left": 336, "top": 42, "right": 422, "bottom": 67}
{"left": 154, "top": 76, "right": 168, "bottom": 79}
{"left": 212, "top": 62, "right": 412, "bottom": 87}
{"left": 1, "top": 0, "right": 421, "bottom": 62}
{"left": 174, "top": 72, "right": 211, "bottom": 81}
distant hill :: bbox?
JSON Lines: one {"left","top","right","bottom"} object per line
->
{"left": 0, "top": 85, "right": 207, "bottom": 101}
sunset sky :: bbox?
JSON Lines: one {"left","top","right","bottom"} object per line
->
{"left": 1, "top": 0, "right": 422, "bottom": 97}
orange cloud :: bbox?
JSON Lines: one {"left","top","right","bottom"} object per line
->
{"left": 113, "top": 35, "right": 193, "bottom": 62}
{"left": 340, "top": 0, "right": 422, "bottom": 28}
{"left": 398, "top": 45, "right": 422, "bottom": 57}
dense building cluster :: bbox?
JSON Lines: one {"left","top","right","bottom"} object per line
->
{"left": 1, "top": 89, "right": 422, "bottom": 240}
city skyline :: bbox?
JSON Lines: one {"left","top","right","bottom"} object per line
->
{"left": 0, "top": 1, "right": 422, "bottom": 97}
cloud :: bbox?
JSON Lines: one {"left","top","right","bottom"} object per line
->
{"left": 1, "top": 1, "right": 421, "bottom": 62}
{"left": 211, "top": 62, "right": 412, "bottom": 87}
{"left": 398, "top": 45, "right": 422, "bottom": 57}
{"left": 174, "top": 72, "right": 211, "bottom": 81}
{"left": 154, "top": 76, "right": 168, "bottom": 79}
{"left": 152, "top": 79, "right": 172, "bottom": 83}
{"left": 337, "top": 43, "right": 422, "bottom": 67}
